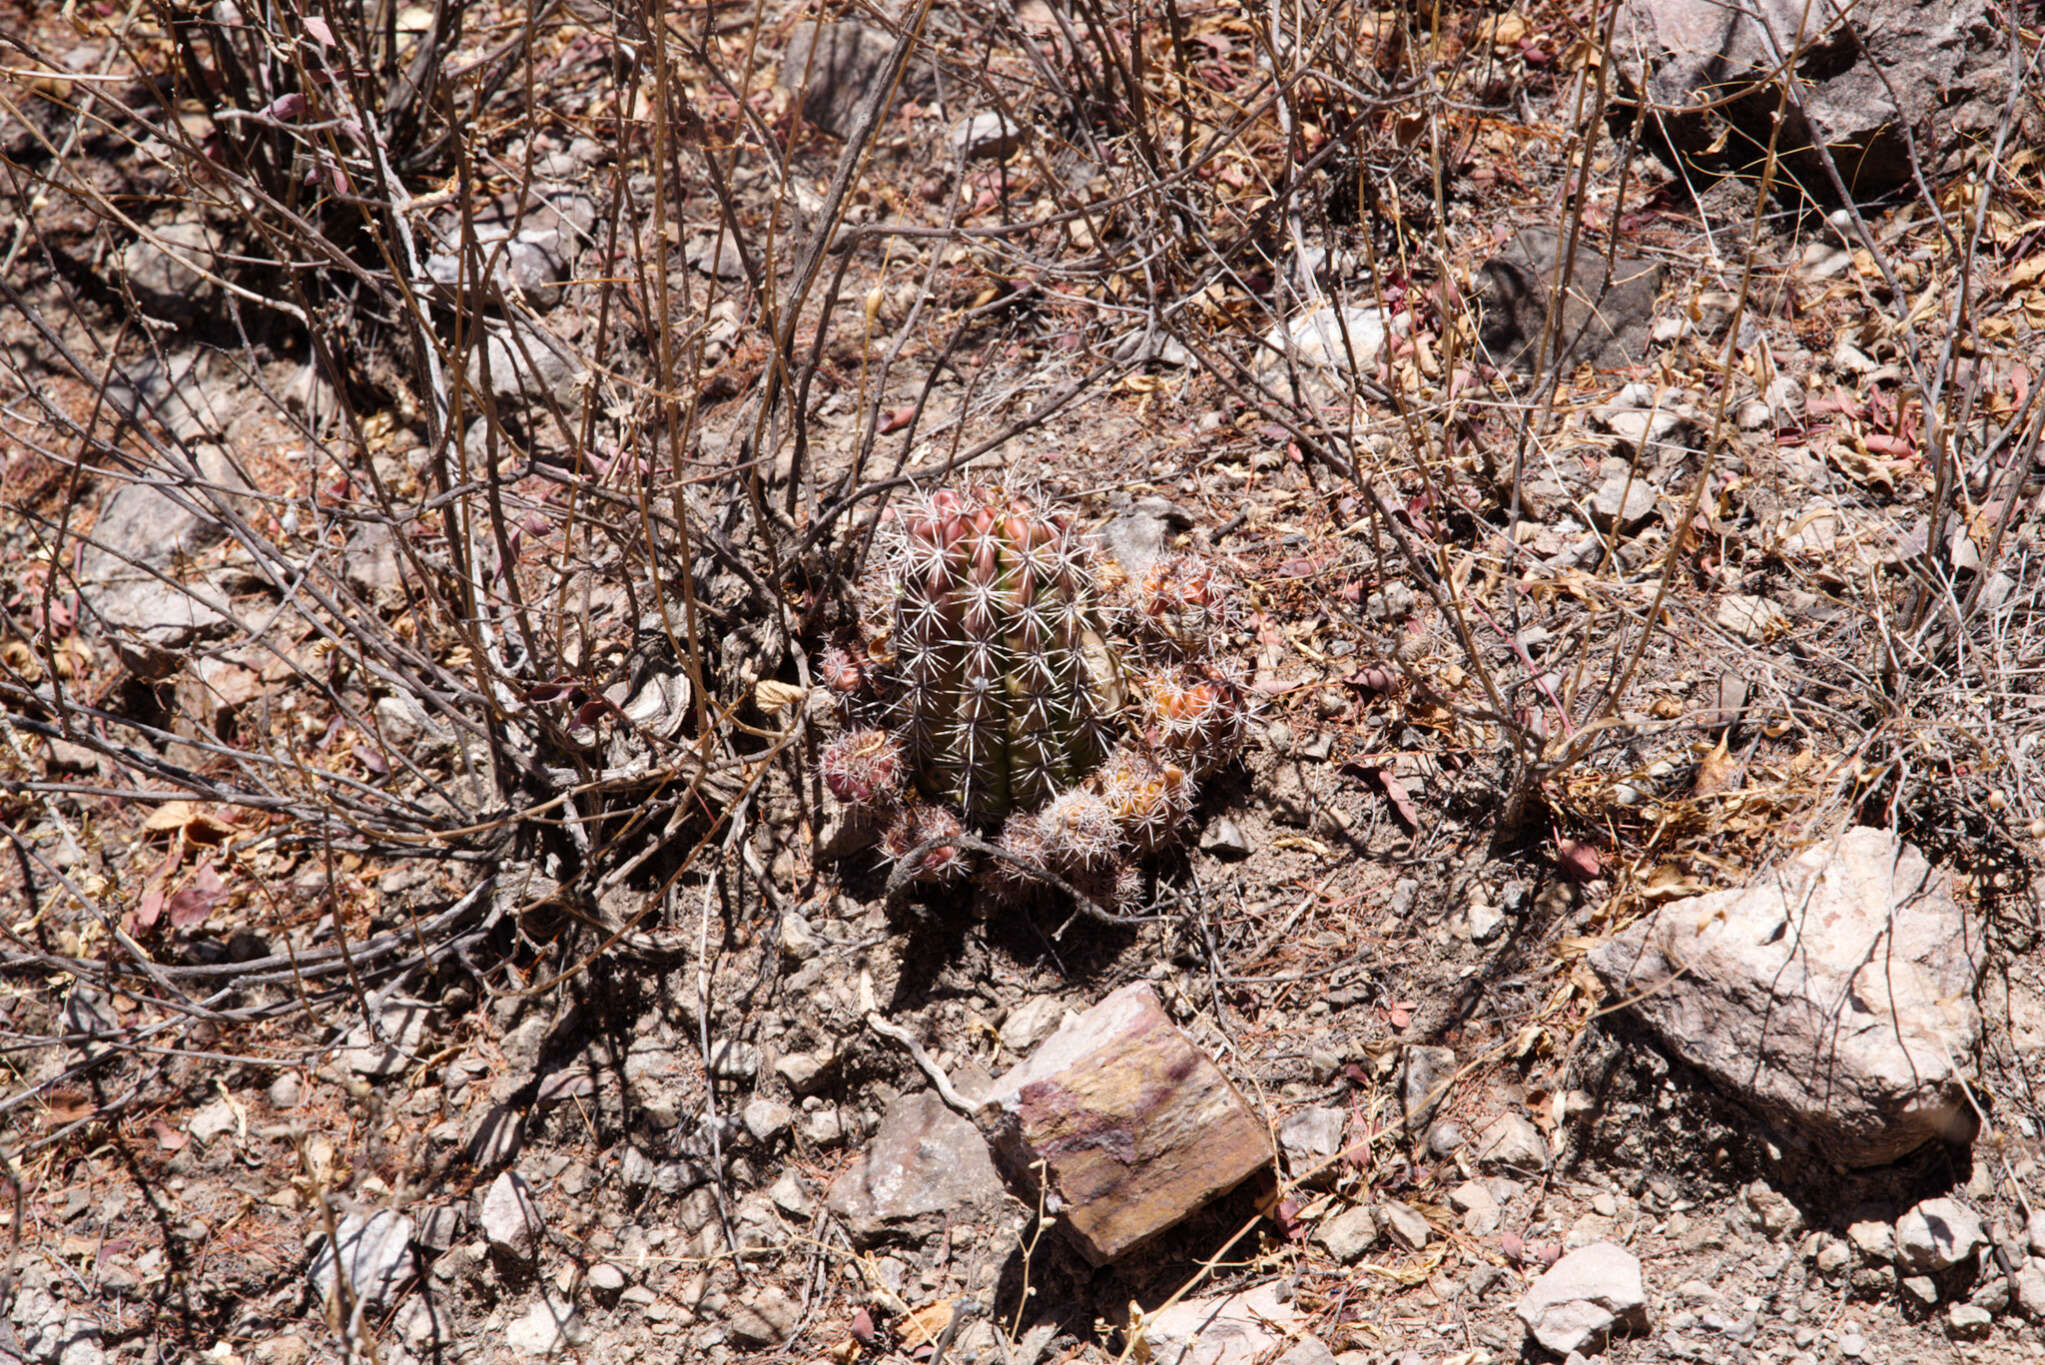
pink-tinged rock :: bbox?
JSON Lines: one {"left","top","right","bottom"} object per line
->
{"left": 981, "top": 982, "right": 1272, "bottom": 1264}
{"left": 826, "top": 1091, "right": 1007, "bottom": 1246}
{"left": 1590, "top": 827, "right": 1982, "bottom": 1167}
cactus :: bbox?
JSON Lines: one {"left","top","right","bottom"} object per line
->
{"left": 822, "top": 484, "right": 1251, "bottom": 902}
{"left": 885, "top": 488, "right": 1120, "bottom": 826}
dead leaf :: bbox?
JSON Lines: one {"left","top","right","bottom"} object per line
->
{"left": 1369, "top": 768, "right": 1421, "bottom": 829}
{"left": 1693, "top": 736, "right": 1739, "bottom": 797}
{"left": 1554, "top": 839, "right": 1601, "bottom": 881}
{"left": 900, "top": 1297, "right": 955, "bottom": 1347}
{"left": 166, "top": 861, "right": 228, "bottom": 929}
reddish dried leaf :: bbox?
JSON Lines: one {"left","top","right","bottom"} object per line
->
{"left": 167, "top": 861, "right": 227, "bottom": 928}
{"left": 1554, "top": 838, "right": 1601, "bottom": 882}
{"left": 1370, "top": 768, "right": 1421, "bottom": 830}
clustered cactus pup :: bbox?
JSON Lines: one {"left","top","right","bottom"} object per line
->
{"left": 819, "top": 485, "right": 1251, "bottom": 903}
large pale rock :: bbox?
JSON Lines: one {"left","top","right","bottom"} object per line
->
{"left": 481, "top": 1172, "right": 544, "bottom": 1262}
{"left": 1589, "top": 827, "right": 1982, "bottom": 1166}
{"left": 1608, "top": 0, "right": 2040, "bottom": 202}
{"left": 981, "top": 982, "right": 1273, "bottom": 1264}
{"left": 1130, "top": 1283, "right": 1298, "bottom": 1365}
{"left": 1896, "top": 1197, "right": 1986, "bottom": 1272}
{"left": 307, "top": 1210, "right": 416, "bottom": 1309}
{"left": 1516, "top": 1241, "right": 1649, "bottom": 1355}
{"left": 826, "top": 1090, "right": 1006, "bottom": 1246}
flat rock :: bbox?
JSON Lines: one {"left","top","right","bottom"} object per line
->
{"left": 980, "top": 982, "right": 1273, "bottom": 1264}
{"left": 1314, "top": 1204, "right": 1379, "bottom": 1262}
{"left": 308, "top": 1210, "right": 416, "bottom": 1309}
{"left": 505, "top": 1295, "right": 585, "bottom": 1355}
{"left": 1277, "top": 1107, "right": 1347, "bottom": 1173}
{"left": 1260, "top": 303, "right": 1392, "bottom": 379}
{"left": 1591, "top": 827, "right": 1981, "bottom": 1166}
{"left": 1516, "top": 1241, "right": 1650, "bottom": 1355}
{"left": 1477, "top": 228, "right": 1663, "bottom": 375}
{"left": 465, "top": 323, "right": 584, "bottom": 412}
{"left": 826, "top": 1090, "right": 1006, "bottom": 1246}
{"left": 1380, "top": 1200, "right": 1431, "bottom": 1250}
{"left": 951, "top": 110, "right": 1024, "bottom": 161}
{"left": 999, "top": 995, "right": 1070, "bottom": 1054}
{"left": 1401, "top": 1045, "right": 1457, "bottom": 1127}
{"left": 1092, "top": 496, "right": 1192, "bottom": 584}
{"left": 1472, "top": 1112, "right": 1551, "bottom": 1171}
{"left": 1896, "top": 1197, "right": 1986, "bottom": 1272}
{"left": 725, "top": 1286, "right": 799, "bottom": 1347}
{"left": 481, "top": 1172, "right": 545, "bottom": 1262}
{"left": 1588, "top": 469, "right": 1659, "bottom": 532}
{"left": 1716, "top": 594, "right": 1785, "bottom": 642}
{"left": 336, "top": 1000, "right": 432, "bottom": 1078}
{"left": 121, "top": 215, "right": 220, "bottom": 312}
{"left": 1132, "top": 1283, "right": 1297, "bottom": 1365}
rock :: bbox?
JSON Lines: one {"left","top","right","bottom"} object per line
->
{"left": 1588, "top": 827, "right": 1982, "bottom": 1166}
{"left": 424, "top": 225, "right": 569, "bottom": 308}
{"left": 1515, "top": 1242, "right": 1650, "bottom": 1355}
{"left": 343, "top": 522, "right": 404, "bottom": 602}
{"left": 1947, "top": 1302, "right": 1993, "bottom": 1339}
{"left": 505, "top": 1295, "right": 585, "bottom": 1355}
{"left": 465, "top": 322, "right": 584, "bottom": 413}
{"left": 1401, "top": 1045, "right": 1457, "bottom": 1127}
{"left": 1380, "top": 1200, "right": 1431, "bottom": 1250}
{"left": 308, "top": 1210, "right": 416, "bottom": 1309}
{"left": 1260, "top": 303, "right": 1392, "bottom": 380}
{"left": 337, "top": 1001, "right": 433, "bottom": 1078}
{"left": 1607, "top": 0, "right": 2042, "bottom": 203}
{"left": 1846, "top": 1219, "right": 1894, "bottom": 1262}
{"left": 1093, "top": 496, "right": 1193, "bottom": 583}
{"left": 780, "top": 23, "right": 923, "bottom": 139}
{"left": 267, "top": 1072, "right": 302, "bottom": 1109}
{"left": 1425, "top": 1120, "right": 1467, "bottom": 1155}
{"left": 826, "top": 1090, "right": 1006, "bottom": 1246}
{"left": 1276, "top": 1339, "right": 1339, "bottom": 1365}
{"left": 684, "top": 231, "right": 749, "bottom": 280}
{"left": 726, "top": 1287, "right": 800, "bottom": 1347}
{"left": 1896, "top": 1197, "right": 1986, "bottom": 1272}
{"left": 950, "top": 111, "right": 1023, "bottom": 161}
{"left": 1466, "top": 900, "right": 1505, "bottom": 943}
{"left": 1277, "top": 1107, "right": 1347, "bottom": 1173}
{"left": 742, "top": 1099, "right": 793, "bottom": 1144}
{"left": 1811, "top": 1233, "right": 1852, "bottom": 1275}
{"left": 999, "top": 995, "right": 1070, "bottom": 1054}
{"left": 767, "top": 1170, "right": 811, "bottom": 1216}
{"left": 706, "top": 1038, "right": 761, "bottom": 1080}
{"left": 1716, "top": 594, "right": 1785, "bottom": 642}
{"left": 10, "top": 1288, "right": 104, "bottom": 1365}
{"left": 1450, "top": 1180, "right": 1502, "bottom": 1236}
{"left": 481, "top": 1172, "right": 545, "bottom": 1262}
{"left": 774, "top": 1049, "right": 833, "bottom": 1094}
{"left": 2015, "top": 1261, "right": 2045, "bottom": 1318}
{"left": 186, "top": 1097, "right": 238, "bottom": 1144}
{"left": 1132, "top": 1283, "right": 1297, "bottom": 1365}
{"left": 1200, "top": 816, "right": 1252, "bottom": 860}
{"left": 1588, "top": 469, "right": 1659, "bottom": 533}
{"left": 1476, "top": 228, "right": 1663, "bottom": 375}
{"left": 1742, "top": 1179, "right": 1806, "bottom": 1238}
{"left": 1314, "top": 1205, "right": 1379, "bottom": 1262}
{"left": 121, "top": 215, "right": 220, "bottom": 312}
{"left": 1472, "top": 1112, "right": 1551, "bottom": 1172}
{"left": 587, "top": 1263, "right": 628, "bottom": 1303}
{"left": 416, "top": 1204, "right": 463, "bottom": 1252}
{"left": 981, "top": 983, "right": 1273, "bottom": 1264}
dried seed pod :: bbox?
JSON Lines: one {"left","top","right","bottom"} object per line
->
{"left": 821, "top": 727, "right": 906, "bottom": 806}
{"left": 881, "top": 801, "right": 968, "bottom": 884}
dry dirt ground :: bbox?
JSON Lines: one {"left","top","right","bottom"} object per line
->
{"left": 4, "top": 1, "right": 2045, "bottom": 1364}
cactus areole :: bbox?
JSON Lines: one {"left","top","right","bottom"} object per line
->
{"left": 886, "top": 489, "right": 1122, "bottom": 825}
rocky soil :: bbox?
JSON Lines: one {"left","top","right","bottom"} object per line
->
{"left": 4, "top": 0, "right": 2045, "bottom": 1363}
